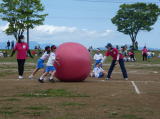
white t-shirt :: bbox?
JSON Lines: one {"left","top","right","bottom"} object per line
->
{"left": 46, "top": 52, "right": 56, "bottom": 66}
{"left": 93, "top": 53, "right": 104, "bottom": 61}
{"left": 93, "top": 67, "right": 104, "bottom": 78}
{"left": 147, "top": 52, "right": 152, "bottom": 56}
{"left": 40, "top": 51, "right": 50, "bottom": 60}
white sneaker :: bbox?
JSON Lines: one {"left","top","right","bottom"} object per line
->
{"left": 29, "top": 75, "right": 33, "bottom": 79}
{"left": 106, "top": 78, "right": 110, "bottom": 80}
{"left": 124, "top": 78, "right": 128, "bottom": 80}
{"left": 18, "top": 76, "right": 23, "bottom": 79}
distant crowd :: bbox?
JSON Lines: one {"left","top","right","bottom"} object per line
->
{"left": 88, "top": 45, "right": 159, "bottom": 62}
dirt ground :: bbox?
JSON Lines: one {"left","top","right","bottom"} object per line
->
{"left": 0, "top": 62, "right": 160, "bottom": 119}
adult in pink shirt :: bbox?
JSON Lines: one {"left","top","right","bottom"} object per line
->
{"left": 104, "top": 43, "right": 128, "bottom": 80}
{"left": 11, "top": 35, "right": 33, "bottom": 79}
{"left": 142, "top": 46, "right": 148, "bottom": 61}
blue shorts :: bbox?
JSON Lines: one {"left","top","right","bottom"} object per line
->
{"left": 95, "top": 59, "right": 102, "bottom": 65}
{"left": 45, "top": 66, "right": 56, "bottom": 73}
{"left": 94, "top": 59, "right": 102, "bottom": 67}
{"left": 36, "top": 59, "right": 45, "bottom": 69}
{"left": 98, "top": 72, "right": 104, "bottom": 78}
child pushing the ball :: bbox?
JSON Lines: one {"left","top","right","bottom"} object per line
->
{"left": 29, "top": 46, "right": 50, "bottom": 79}
{"left": 38, "top": 45, "right": 59, "bottom": 83}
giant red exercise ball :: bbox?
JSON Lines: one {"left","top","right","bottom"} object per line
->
{"left": 54, "top": 42, "right": 91, "bottom": 82}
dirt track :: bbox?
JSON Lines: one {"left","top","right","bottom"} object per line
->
{"left": 0, "top": 62, "right": 160, "bottom": 119}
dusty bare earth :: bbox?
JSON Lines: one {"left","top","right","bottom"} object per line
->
{"left": 0, "top": 62, "right": 160, "bottom": 119}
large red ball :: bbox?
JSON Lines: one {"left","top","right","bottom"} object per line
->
{"left": 54, "top": 42, "right": 91, "bottom": 82}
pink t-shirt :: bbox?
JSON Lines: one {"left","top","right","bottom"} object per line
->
{"left": 105, "top": 48, "right": 123, "bottom": 60}
{"left": 142, "top": 48, "right": 148, "bottom": 54}
{"left": 14, "top": 42, "right": 29, "bottom": 59}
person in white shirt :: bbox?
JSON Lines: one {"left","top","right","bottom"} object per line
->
{"left": 151, "top": 51, "right": 155, "bottom": 57}
{"left": 147, "top": 50, "right": 152, "bottom": 59}
{"left": 29, "top": 46, "right": 50, "bottom": 79}
{"left": 38, "top": 45, "right": 59, "bottom": 83}
{"left": 91, "top": 63, "right": 106, "bottom": 78}
{"left": 93, "top": 48, "right": 104, "bottom": 67}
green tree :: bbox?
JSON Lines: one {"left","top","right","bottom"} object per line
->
{"left": 0, "top": 0, "right": 47, "bottom": 42}
{"left": 111, "top": 3, "right": 160, "bottom": 49}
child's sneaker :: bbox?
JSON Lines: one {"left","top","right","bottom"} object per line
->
{"left": 49, "top": 78, "right": 55, "bottom": 83}
{"left": 124, "top": 78, "right": 128, "bottom": 80}
{"left": 106, "top": 77, "right": 110, "bottom": 80}
{"left": 29, "top": 75, "right": 33, "bottom": 79}
{"left": 38, "top": 79, "right": 44, "bottom": 83}
{"left": 18, "top": 76, "right": 23, "bottom": 79}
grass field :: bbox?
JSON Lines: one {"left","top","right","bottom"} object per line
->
{"left": 0, "top": 50, "right": 160, "bottom": 119}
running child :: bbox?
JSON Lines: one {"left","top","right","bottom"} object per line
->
{"left": 91, "top": 63, "right": 106, "bottom": 78}
{"left": 38, "top": 45, "right": 59, "bottom": 83}
{"left": 29, "top": 46, "right": 50, "bottom": 79}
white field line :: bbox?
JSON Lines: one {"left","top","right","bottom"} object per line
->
{"left": 131, "top": 81, "right": 140, "bottom": 94}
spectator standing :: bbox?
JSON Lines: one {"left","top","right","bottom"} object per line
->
{"left": 11, "top": 40, "right": 14, "bottom": 49}
{"left": 121, "top": 45, "right": 128, "bottom": 61}
{"left": 10, "top": 35, "right": 33, "bottom": 79}
{"left": 7, "top": 40, "right": 10, "bottom": 49}
{"left": 142, "top": 46, "right": 148, "bottom": 61}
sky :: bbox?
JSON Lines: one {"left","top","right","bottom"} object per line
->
{"left": 0, "top": 0, "right": 160, "bottom": 49}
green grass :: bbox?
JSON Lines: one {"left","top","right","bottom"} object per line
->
{"left": 4, "top": 98, "right": 20, "bottom": 101}
{"left": 60, "top": 102, "right": 87, "bottom": 107}
{"left": 19, "top": 89, "right": 90, "bottom": 98}
{"left": 0, "top": 71, "right": 16, "bottom": 77}
{"left": 24, "top": 105, "right": 51, "bottom": 110}
{"left": 22, "top": 111, "right": 42, "bottom": 116}
{"left": 108, "top": 111, "right": 119, "bottom": 118}
{"left": 0, "top": 49, "right": 39, "bottom": 63}
{"left": 0, "top": 110, "right": 19, "bottom": 115}
{"left": 0, "top": 106, "right": 19, "bottom": 116}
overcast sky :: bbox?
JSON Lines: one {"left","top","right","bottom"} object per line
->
{"left": 0, "top": 0, "right": 160, "bottom": 48}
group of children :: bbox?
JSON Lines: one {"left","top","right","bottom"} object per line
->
{"left": 121, "top": 46, "right": 136, "bottom": 62}
{"left": 91, "top": 49, "right": 105, "bottom": 78}
{"left": 29, "top": 43, "right": 128, "bottom": 82}
{"left": 29, "top": 45, "right": 59, "bottom": 83}
{"left": 10, "top": 35, "right": 127, "bottom": 81}
{"left": 91, "top": 43, "right": 128, "bottom": 80}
